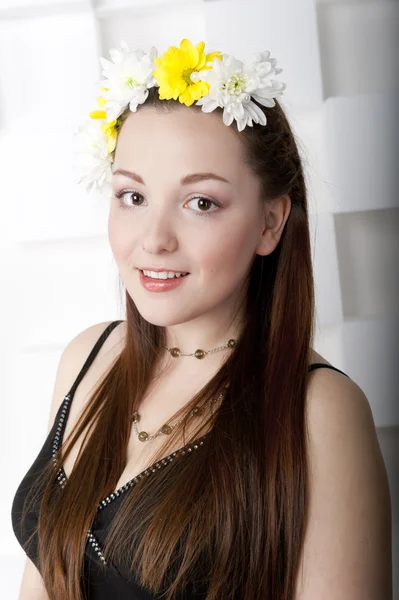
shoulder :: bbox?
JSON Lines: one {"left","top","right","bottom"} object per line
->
{"left": 294, "top": 366, "right": 393, "bottom": 598}
{"left": 46, "top": 320, "right": 125, "bottom": 432}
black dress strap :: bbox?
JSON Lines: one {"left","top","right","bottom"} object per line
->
{"left": 309, "top": 363, "right": 349, "bottom": 378}
{"left": 67, "top": 320, "right": 124, "bottom": 398}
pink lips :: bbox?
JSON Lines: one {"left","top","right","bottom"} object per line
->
{"left": 138, "top": 269, "right": 189, "bottom": 293}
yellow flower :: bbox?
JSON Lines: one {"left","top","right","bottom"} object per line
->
{"left": 89, "top": 88, "right": 118, "bottom": 153}
{"left": 89, "top": 87, "right": 108, "bottom": 119}
{"left": 153, "top": 38, "right": 221, "bottom": 107}
{"left": 101, "top": 121, "right": 118, "bottom": 153}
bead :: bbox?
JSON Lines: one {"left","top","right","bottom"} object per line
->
{"left": 194, "top": 349, "right": 206, "bottom": 359}
{"left": 227, "top": 339, "right": 237, "bottom": 348}
{"left": 132, "top": 411, "right": 140, "bottom": 422}
{"left": 87, "top": 530, "right": 107, "bottom": 565}
{"left": 160, "top": 424, "right": 172, "bottom": 435}
{"left": 138, "top": 431, "right": 149, "bottom": 441}
{"left": 170, "top": 347, "right": 180, "bottom": 357}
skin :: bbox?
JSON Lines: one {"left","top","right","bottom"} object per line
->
{"left": 108, "top": 106, "right": 292, "bottom": 359}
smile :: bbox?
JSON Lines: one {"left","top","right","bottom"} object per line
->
{"left": 141, "top": 270, "right": 189, "bottom": 279}
{"left": 138, "top": 269, "right": 190, "bottom": 293}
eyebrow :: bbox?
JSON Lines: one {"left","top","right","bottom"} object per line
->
{"left": 112, "top": 168, "right": 230, "bottom": 185}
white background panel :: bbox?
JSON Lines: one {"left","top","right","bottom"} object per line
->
{"left": 6, "top": 350, "right": 63, "bottom": 470}
{"left": 335, "top": 209, "right": 399, "bottom": 320}
{"left": 316, "top": 0, "right": 397, "bottom": 4}
{"left": 287, "top": 108, "right": 328, "bottom": 215}
{"left": 313, "top": 321, "right": 344, "bottom": 369}
{"left": 0, "top": 127, "right": 110, "bottom": 241}
{"left": 0, "top": 0, "right": 89, "bottom": 9}
{"left": 16, "top": 239, "right": 121, "bottom": 348}
{"left": 323, "top": 92, "right": 398, "bottom": 213}
{"left": 204, "top": 0, "right": 323, "bottom": 109}
{"left": 1, "top": 347, "right": 66, "bottom": 586}
{"left": 317, "top": 1, "right": 399, "bottom": 97}
{"left": 99, "top": 4, "right": 206, "bottom": 53}
{"left": 309, "top": 210, "right": 343, "bottom": 326}
{"left": 0, "top": 254, "right": 23, "bottom": 567}
{"left": 0, "top": 555, "right": 24, "bottom": 600}
{"left": 97, "top": 0, "right": 203, "bottom": 9}
{"left": 0, "top": 10, "right": 100, "bottom": 129}
{"left": 341, "top": 318, "right": 399, "bottom": 428}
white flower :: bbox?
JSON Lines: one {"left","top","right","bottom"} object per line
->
{"left": 72, "top": 119, "right": 113, "bottom": 197}
{"left": 196, "top": 52, "right": 287, "bottom": 132}
{"left": 99, "top": 41, "right": 158, "bottom": 122}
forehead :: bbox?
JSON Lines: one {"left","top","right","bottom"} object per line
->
{"left": 113, "top": 106, "right": 247, "bottom": 173}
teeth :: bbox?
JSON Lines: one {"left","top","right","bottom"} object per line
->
{"left": 142, "top": 270, "right": 188, "bottom": 279}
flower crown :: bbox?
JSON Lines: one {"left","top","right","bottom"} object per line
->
{"left": 73, "top": 38, "right": 287, "bottom": 197}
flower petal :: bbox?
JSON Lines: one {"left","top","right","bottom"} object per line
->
{"left": 197, "top": 97, "right": 219, "bottom": 112}
{"left": 222, "top": 109, "right": 234, "bottom": 127}
{"left": 245, "top": 101, "right": 267, "bottom": 125}
{"left": 180, "top": 38, "right": 198, "bottom": 68}
{"left": 89, "top": 110, "right": 106, "bottom": 120}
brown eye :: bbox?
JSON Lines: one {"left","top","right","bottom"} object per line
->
{"left": 197, "top": 198, "right": 213, "bottom": 211}
{"left": 116, "top": 190, "right": 145, "bottom": 208}
{"left": 126, "top": 192, "right": 144, "bottom": 206}
{"left": 186, "top": 196, "right": 219, "bottom": 216}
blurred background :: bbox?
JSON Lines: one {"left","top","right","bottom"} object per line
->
{"left": 0, "top": 0, "right": 398, "bottom": 596}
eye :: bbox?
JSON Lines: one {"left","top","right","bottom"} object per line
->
{"left": 114, "top": 190, "right": 144, "bottom": 208}
{"left": 114, "top": 190, "right": 219, "bottom": 217}
{"left": 186, "top": 196, "right": 219, "bottom": 217}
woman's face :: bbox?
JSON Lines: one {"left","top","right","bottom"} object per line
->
{"left": 108, "top": 106, "right": 268, "bottom": 330}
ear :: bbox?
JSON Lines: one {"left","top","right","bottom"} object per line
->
{"left": 254, "top": 195, "right": 292, "bottom": 256}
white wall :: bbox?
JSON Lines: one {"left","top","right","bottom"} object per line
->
{"left": 1, "top": 0, "right": 398, "bottom": 596}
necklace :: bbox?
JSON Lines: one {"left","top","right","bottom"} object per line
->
{"left": 132, "top": 384, "right": 230, "bottom": 442}
{"left": 164, "top": 338, "right": 238, "bottom": 359}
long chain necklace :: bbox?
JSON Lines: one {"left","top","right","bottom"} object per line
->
{"left": 132, "top": 337, "right": 237, "bottom": 442}
{"left": 132, "top": 390, "right": 226, "bottom": 442}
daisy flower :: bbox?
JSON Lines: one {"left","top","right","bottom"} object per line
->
{"left": 72, "top": 119, "right": 113, "bottom": 197}
{"left": 196, "top": 52, "right": 286, "bottom": 132}
{"left": 153, "top": 38, "right": 221, "bottom": 107}
{"left": 99, "top": 41, "right": 158, "bottom": 122}
{"left": 89, "top": 90, "right": 119, "bottom": 153}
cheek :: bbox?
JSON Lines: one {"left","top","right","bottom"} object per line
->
{"left": 107, "top": 211, "right": 133, "bottom": 262}
{"left": 200, "top": 223, "right": 256, "bottom": 277}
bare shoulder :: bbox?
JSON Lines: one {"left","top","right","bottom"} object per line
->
{"left": 46, "top": 320, "right": 125, "bottom": 433}
{"left": 294, "top": 366, "right": 393, "bottom": 598}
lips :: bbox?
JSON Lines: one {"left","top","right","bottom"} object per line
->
{"left": 138, "top": 268, "right": 189, "bottom": 292}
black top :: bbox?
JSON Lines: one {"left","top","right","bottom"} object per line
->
{"left": 11, "top": 320, "right": 349, "bottom": 599}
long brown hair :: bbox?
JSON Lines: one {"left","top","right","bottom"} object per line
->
{"left": 22, "top": 86, "right": 315, "bottom": 599}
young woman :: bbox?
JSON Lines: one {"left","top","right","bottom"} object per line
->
{"left": 11, "top": 39, "right": 392, "bottom": 600}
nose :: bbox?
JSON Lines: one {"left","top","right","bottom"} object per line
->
{"left": 141, "top": 205, "right": 178, "bottom": 254}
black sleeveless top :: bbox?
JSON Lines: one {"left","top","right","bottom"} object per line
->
{"left": 11, "top": 320, "right": 349, "bottom": 599}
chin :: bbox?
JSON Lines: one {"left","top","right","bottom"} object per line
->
{"left": 133, "top": 305, "right": 191, "bottom": 328}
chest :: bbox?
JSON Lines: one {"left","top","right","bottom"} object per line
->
{"left": 60, "top": 358, "right": 219, "bottom": 494}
